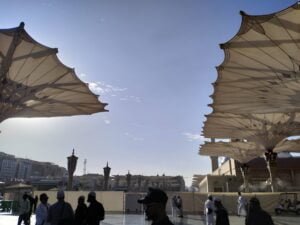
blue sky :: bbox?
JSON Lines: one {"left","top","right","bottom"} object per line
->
{"left": 0, "top": 0, "right": 296, "bottom": 186}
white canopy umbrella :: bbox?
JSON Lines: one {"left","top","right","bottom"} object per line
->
{"left": 200, "top": 141, "right": 264, "bottom": 192}
{"left": 203, "top": 112, "right": 300, "bottom": 149}
{"left": 0, "top": 22, "right": 107, "bottom": 122}
{"left": 200, "top": 141, "right": 264, "bottom": 164}
{"left": 202, "top": 3, "right": 300, "bottom": 191}
{"left": 210, "top": 2, "right": 300, "bottom": 114}
{"left": 200, "top": 139, "right": 300, "bottom": 192}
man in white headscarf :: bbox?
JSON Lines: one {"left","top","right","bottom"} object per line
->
{"left": 204, "top": 195, "right": 214, "bottom": 225}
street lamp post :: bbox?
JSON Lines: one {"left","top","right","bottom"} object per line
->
{"left": 126, "top": 171, "right": 132, "bottom": 191}
{"left": 240, "top": 163, "right": 250, "bottom": 192}
{"left": 103, "top": 162, "right": 111, "bottom": 191}
{"left": 67, "top": 149, "right": 78, "bottom": 191}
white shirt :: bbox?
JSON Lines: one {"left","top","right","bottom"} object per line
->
{"left": 204, "top": 199, "right": 214, "bottom": 215}
{"left": 238, "top": 196, "right": 246, "bottom": 206}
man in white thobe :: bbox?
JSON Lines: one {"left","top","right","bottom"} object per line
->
{"left": 237, "top": 191, "right": 247, "bottom": 216}
{"left": 204, "top": 195, "right": 214, "bottom": 225}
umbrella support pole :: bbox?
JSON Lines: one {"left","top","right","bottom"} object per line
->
{"left": 240, "top": 164, "right": 250, "bottom": 192}
{"left": 265, "top": 149, "right": 278, "bottom": 192}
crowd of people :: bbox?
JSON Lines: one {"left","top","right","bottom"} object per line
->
{"left": 18, "top": 190, "right": 105, "bottom": 225}
{"left": 16, "top": 188, "right": 277, "bottom": 225}
{"left": 204, "top": 192, "right": 274, "bottom": 225}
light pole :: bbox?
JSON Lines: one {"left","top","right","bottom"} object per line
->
{"left": 103, "top": 162, "right": 111, "bottom": 191}
{"left": 67, "top": 149, "right": 78, "bottom": 191}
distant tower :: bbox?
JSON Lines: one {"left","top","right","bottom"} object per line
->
{"left": 67, "top": 149, "right": 78, "bottom": 190}
{"left": 114, "top": 175, "right": 120, "bottom": 189}
{"left": 210, "top": 138, "right": 219, "bottom": 172}
{"left": 83, "top": 159, "right": 87, "bottom": 175}
{"left": 126, "top": 171, "right": 132, "bottom": 191}
{"left": 137, "top": 175, "right": 142, "bottom": 191}
{"left": 103, "top": 162, "right": 111, "bottom": 191}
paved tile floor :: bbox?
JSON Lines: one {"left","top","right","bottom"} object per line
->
{"left": 0, "top": 214, "right": 299, "bottom": 225}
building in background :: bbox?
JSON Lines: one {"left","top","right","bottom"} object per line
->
{"left": 0, "top": 152, "right": 67, "bottom": 184}
{"left": 198, "top": 154, "right": 300, "bottom": 192}
{"left": 0, "top": 152, "right": 185, "bottom": 192}
{"left": 73, "top": 173, "right": 185, "bottom": 192}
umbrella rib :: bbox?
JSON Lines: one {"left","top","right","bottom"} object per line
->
{"left": 48, "top": 69, "right": 73, "bottom": 84}
{"left": 222, "top": 63, "right": 282, "bottom": 80}
{"left": 14, "top": 55, "right": 65, "bottom": 88}
{"left": 273, "top": 15, "right": 300, "bottom": 50}
{"left": 29, "top": 64, "right": 60, "bottom": 86}
{"left": 12, "top": 48, "right": 57, "bottom": 62}
{"left": 230, "top": 47, "right": 291, "bottom": 72}
{"left": 218, "top": 69, "right": 280, "bottom": 83}
{"left": 44, "top": 85, "right": 94, "bottom": 97}
{"left": 29, "top": 99, "right": 101, "bottom": 113}
{"left": 238, "top": 36, "right": 293, "bottom": 70}
{"left": 216, "top": 75, "right": 298, "bottom": 93}
{"left": 12, "top": 45, "right": 36, "bottom": 81}
{"left": 220, "top": 67, "right": 300, "bottom": 85}
{"left": 23, "top": 56, "right": 51, "bottom": 86}
{"left": 214, "top": 82, "right": 275, "bottom": 94}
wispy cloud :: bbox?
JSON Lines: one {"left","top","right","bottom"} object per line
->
{"left": 104, "top": 119, "right": 111, "bottom": 124}
{"left": 120, "top": 95, "right": 141, "bottom": 103}
{"left": 124, "top": 132, "right": 144, "bottom": 142}
{"left": 79, "top": 74, "right": 141, "bottom": 103}
{"left": 182, "top": 132, "right": 206, "bottom": 142}
{"left": 88, "top": 81, "right": 127, "bottom": 95}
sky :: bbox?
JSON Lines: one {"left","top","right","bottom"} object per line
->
{"left": 0, "top": 0, "right": 297, "bottom": 186}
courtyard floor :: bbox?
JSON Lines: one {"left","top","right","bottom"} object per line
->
{"left": 0, "top": 213, "right": 299, "bottom": 225}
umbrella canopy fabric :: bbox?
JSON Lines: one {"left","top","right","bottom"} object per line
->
{"left": 203, "top": 112, "right": 300, "bottom": 149}
{"left": 273, "top": 139, "right": 300, "bottom": 153}
{"left": 199, "top": 141, "right": 264, "bottom": 164}
{"left": 210, "top": 2, "right": 300, "bottom": 114}
{"left": 0, "top": 22, "right": 107, "bottom": 122}
{"left": 199, "top": 139, "right": 300, "bottom": 164}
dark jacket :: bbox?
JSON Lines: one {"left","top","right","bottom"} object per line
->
{"left": 245, "top": 209, "right": 274, "bottom": 225}
{"left": 47, "top": 201, "right": 74, "bottom": 225}
{"left": 215, "top": 208, "right": 230, "bottom": 225}
{"left": 75, "top": 203, "right": 88, "bottom": 225}
{"left": 86, "top": 200, "right": 105, "bottom": 225}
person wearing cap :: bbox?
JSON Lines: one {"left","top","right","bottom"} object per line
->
{"left": 86, "top": 191, "right": 105, "bottom": 225}
{"left": 137, "top": 187, "right": 174, "bottom": 225}
{"left": 204, "top": 195, "right": 214, "bottom": 225}
{"left": 214, "top": 198, "right": 230, "bottom": 225}
{"left": 47, "top": 190, "right": 74, "bottom": 225}
{"left": 35, "top": 193, "right": 50, "bottom": 225}
{"left": 245, "top": 197, "right": 274, "bottom": 225}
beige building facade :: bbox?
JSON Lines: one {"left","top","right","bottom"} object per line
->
{"left": 199, "top": 156, "right": 300, "bottom": 192}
